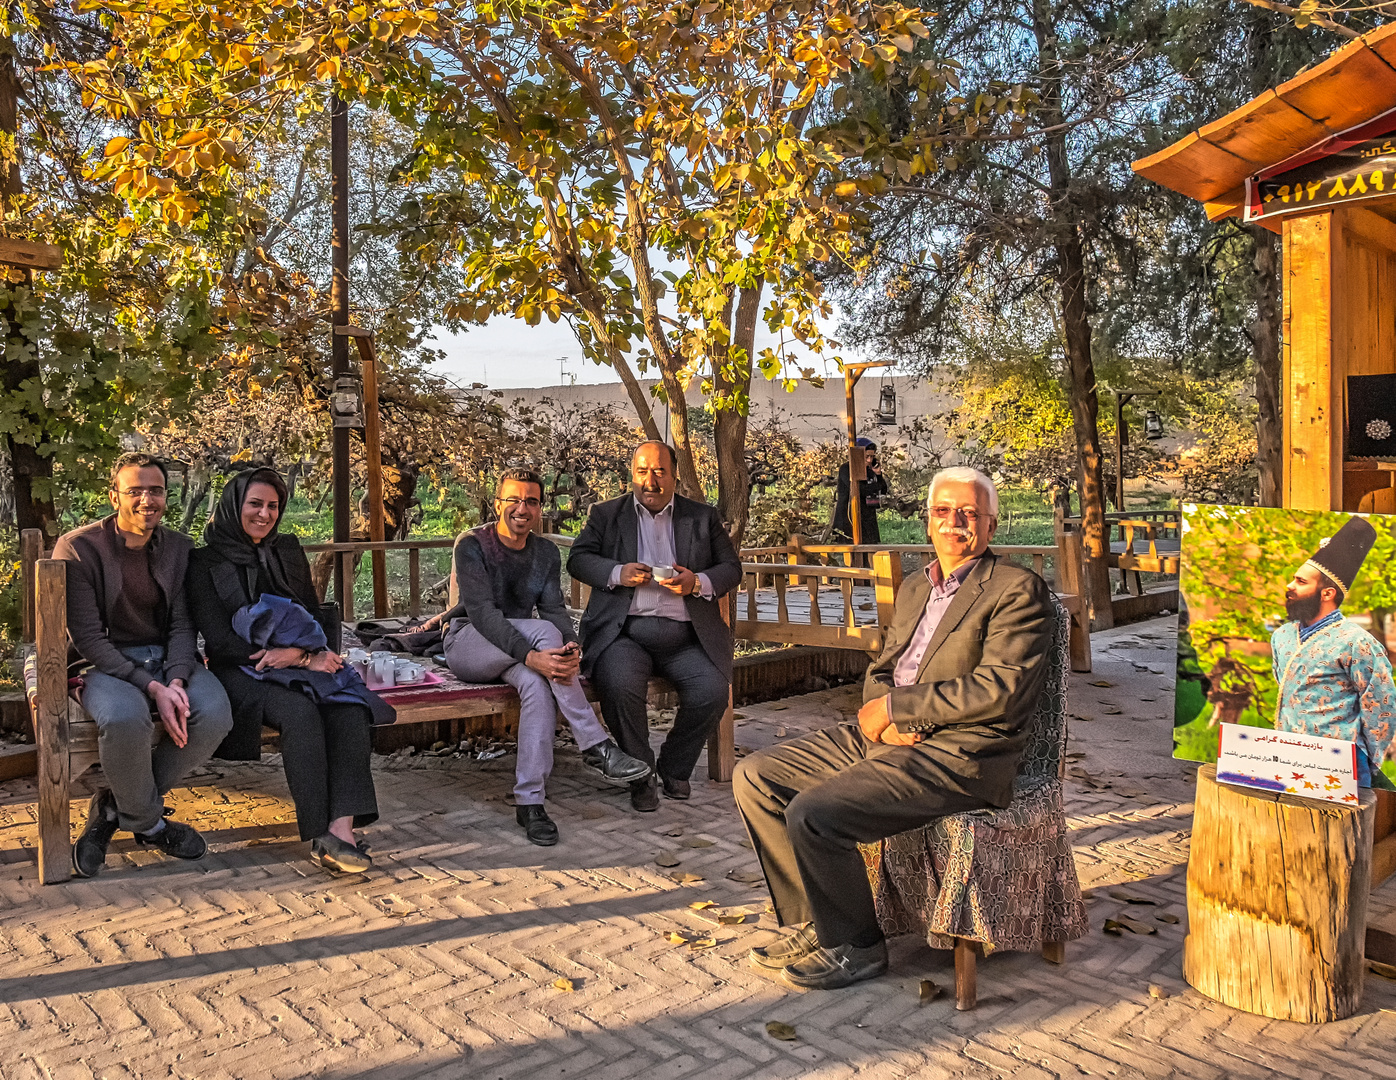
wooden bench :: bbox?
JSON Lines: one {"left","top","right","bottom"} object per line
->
{"left": 20, "top": 538, "right": 734, "bottom": 884}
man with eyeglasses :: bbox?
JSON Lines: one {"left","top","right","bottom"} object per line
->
{"left": 55, "top": 452, "right": 234, "bottom": 877}
{"left": 440, "top": 468, "right": 650, "bottom": 844}
{"left": 732, "top": 466, "right": 1054, "bottom": 990}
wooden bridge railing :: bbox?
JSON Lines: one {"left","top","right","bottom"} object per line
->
{"left": 305, "top": 530, "right": 1091, "bottom": 670}
{"left": 302, "top": 538, "right": 455, "bottom": 621}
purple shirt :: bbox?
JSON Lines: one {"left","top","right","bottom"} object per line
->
{"left": 892, "top": 557, "right": 981, "bottom": 687}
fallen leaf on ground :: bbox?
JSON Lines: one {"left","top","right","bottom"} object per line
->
{"left": 1073, "top": 714, "right": 1095, "bottom": 723}
{"left": 776, "top": 727, "right": 787, "bottom": 737}
{"left": 689, "top": 900, "right": 717, "bottom": 910}
{"left": 1103, "top": 709, "right": 1124, "bottom": 716}
{"left": 1103, "top": 916, "right": 1157, "bottom": 936}
{"left": 718, "top": 914, "right": 750, "bottom": 925}
{"left": 738, "top": 839, "right": 755, "bottom": 849}
{"left": 765, "top": 1021, "right": 797, "bottom": 1041}
{"left": 1088, "top": 680, "right": 1115, "bottom": 688}
{"left": 727, "top": 870, "right": 765, "bottom": 885}
{"left": 553, "top": 977, "right": 575, "bottom": 992}
{"left": 1368, "top": 960, "right": 1396, "bottom": 980}
{"left": 1148, "top": 983, "right": 1168, "bottom": 999}
{"left": 688, "top": 937, "right": 717, "bottom": 951}
{"left": 669, "top": 872, "right": 705, "bottom": 884}
{"left": 919, "top": 979, "right": 941, "bottom": 1003}
{"left": 1156, "top": 912, "right": 1180, "bottom": 924}
{"left": 683, "top": 837, "right": 715, "bottom": 848}
{"left": 665, "top": 931, "right": 691, "bottom": 944}
{"left": 655, "top": 851, "right": 681, "bottom": 868}
{"left": 664, "top": 827, "right": 685, "bottom": 837}
{"left": 1108, "top": 888, "right": 1158, "bottom": 905}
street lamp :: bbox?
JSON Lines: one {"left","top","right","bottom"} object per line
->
{"left": 1113, "top": 388, "right": 1159, "bottom": 512}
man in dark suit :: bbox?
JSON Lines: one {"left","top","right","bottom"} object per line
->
{"left": 568, "top": 441, "right": 743, "bottom": 811}
{"left": 733, "top": 467, "right": 1054, "bottom": 989}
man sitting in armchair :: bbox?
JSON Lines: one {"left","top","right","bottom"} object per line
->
{"left": 732, "top": 467, "right": 1054, "bottom": 989}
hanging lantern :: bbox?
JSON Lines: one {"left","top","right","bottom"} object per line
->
{"left": 1144, "top": 409, "right": 1164, "bottom": 441}
{"left": 876, "top": 383, "right": 897, "bottom": 426}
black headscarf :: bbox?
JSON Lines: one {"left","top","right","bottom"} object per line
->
{"left": 202, "top": 468, "right": 301, "bottom": 603}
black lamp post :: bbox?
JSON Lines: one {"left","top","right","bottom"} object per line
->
{"left": 1113, "top": 389, "right": 1159, "bottom": 512}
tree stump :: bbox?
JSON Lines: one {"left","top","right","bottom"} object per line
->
{"left": 1184, "top": 764, "right": 1376, "bottom": 1022}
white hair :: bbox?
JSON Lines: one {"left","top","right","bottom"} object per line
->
{"left": 928, "top": 467, "right": 999, "bottom": 517}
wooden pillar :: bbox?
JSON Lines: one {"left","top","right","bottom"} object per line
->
{"left": 34, "top": 559, "right": 71, "bottom": 885}
{"left": 1184, "top": 764, "right": 1374, "bottom": 1022}
{"left": 1283, "top": 211, "right": 1342, "bottom": 510}
{"left": 356, "top": 334, "right": 389, "bottom": 617}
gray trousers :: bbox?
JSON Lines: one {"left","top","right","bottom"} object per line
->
{"left": 80, "top": 646, "right": 234, "bottom": 834}
{"left": 732, "top": 722, "right": 987, "bottom": 949}
{"left": 444, "top": 619, "right": 609, "bottom": 805}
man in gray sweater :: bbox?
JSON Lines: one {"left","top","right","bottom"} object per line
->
{"left": 441, "top": 468, "right": 649, "bottom": 845}
{"left": 55, "top": 452, "right": 233, "bottom": 877}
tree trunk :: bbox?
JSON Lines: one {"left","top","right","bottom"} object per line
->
{"left": 713, "top": 282, "right": 763, "bottom": 546}
{"left": 0, "top": 19, "right": 55, "bottom": 539}
{"left": 1250, "top": 225, "right": 1282, "bottom": 507}
{"left": 1033, "top": 0, "right": 1113, "bottom": 628}
{"left": 658, "top": 369, "right": 704, "bottom": 500}
{"left": 1184, "top": 764, "right": 1374, "bottom": 1022}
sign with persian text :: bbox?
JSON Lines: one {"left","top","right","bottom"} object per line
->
{"left": 1216, "top": 722, "right": 1359, "bottom": 805}
{"left": 1245, "top": 105, "right": 1396, "bottom": 222}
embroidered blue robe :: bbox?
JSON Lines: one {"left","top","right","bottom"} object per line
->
{"left": 1271, "top": 615, "right": 1396, "bottom": 786}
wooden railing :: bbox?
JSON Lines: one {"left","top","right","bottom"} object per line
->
{"left": 302, "top": 538, "right": 454, "bottom": 621}
{"left": 307, "top": 530, "right": 1091, "bottom": 670}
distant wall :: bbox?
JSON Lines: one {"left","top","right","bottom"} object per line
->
{"left": 467, "top": 375, "right": 955, "bottom": 449}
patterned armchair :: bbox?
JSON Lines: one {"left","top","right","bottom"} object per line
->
{"left": 860, "top": 596, "right": 1087, "bottom": 1010}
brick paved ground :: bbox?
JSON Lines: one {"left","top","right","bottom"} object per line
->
{"left": 2, "top": 614, "right": 1395, "bottom": 1079}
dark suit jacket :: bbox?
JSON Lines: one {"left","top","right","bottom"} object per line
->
{"left": 567, "top": 494, "right": 743, "bottom": 680}
{"left": 863, "top": 550, "right": 1054, "bottom": 808}
{"left": 53, "top": 515, "right": 198, "bottom": 689}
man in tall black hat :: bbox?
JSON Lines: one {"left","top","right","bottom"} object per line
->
{"left": 1271, "top": 516, "right": 1396, "bottom": 787}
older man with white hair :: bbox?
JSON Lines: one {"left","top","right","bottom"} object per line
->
{"left": 732, "top": 466, "right": 1055, "bottom": 990}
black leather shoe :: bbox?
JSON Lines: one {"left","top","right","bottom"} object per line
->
{"left": 133, "top": 819, "right": 207, "bottom": 861}
{"left": 781, "top": 940, "right": 889, "bottom": 990}
{"left": 311, "top": 833, "right": 373, "bottom": 874}
{"left": 517, "top": 804, "right": 559, "bottom": 846}
{"left": 750, "top": 924, "right": 819, "bottom": 970}
{"left": 73, "top": 789, "right": 119, "bottom": 878}
{"left": 630, "top": 776, "right": 660, "bottom": 813}
{"left": 580, "top": 739, "right": 651, "bottom": 786}
{"left": 661, "top": 775, "right": 691, "bottom": 800}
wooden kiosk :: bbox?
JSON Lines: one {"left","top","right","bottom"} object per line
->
{"left": 1135, "top": 23, "right": 1396, "bottom": 1021}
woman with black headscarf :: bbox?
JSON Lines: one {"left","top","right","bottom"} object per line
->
{"left": 187, "top": 468, "right": 379, "bottom": 874}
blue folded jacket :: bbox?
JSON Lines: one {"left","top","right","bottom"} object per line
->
{"left": 233, "top": 594, "right": 395, "bottom": 725}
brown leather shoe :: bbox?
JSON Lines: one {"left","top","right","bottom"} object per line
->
{"left": 630, "top": 776, "right": 660, "bottom": 812}
{"left": 660, "top": 775, "right": 691, "bottom": 800}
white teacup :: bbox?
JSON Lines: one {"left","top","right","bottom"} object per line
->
{"left": 394, "top": 660, "right": 424, "bottom": 684}
{"left": 371, "top": 655, "right": 396, "bottom": 687}
{"left": 651, "top": 564, "right": 676, "bottom": 581}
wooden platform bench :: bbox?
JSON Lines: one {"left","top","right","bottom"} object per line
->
{"left": 20, "top": 544, "right": 731, "bottom": 884}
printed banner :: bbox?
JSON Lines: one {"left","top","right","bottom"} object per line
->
{"left": 1216, "top": 722, "right": 1358, "bottom": 804}
{"left": 1244, "top": 105, "right": 1396, "bottom": 222}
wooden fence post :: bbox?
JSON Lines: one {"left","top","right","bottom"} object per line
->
{"left": 708, "top": 594, "right": 737, "bottom": 783}
{"left": 872, "top": 551, "right": 902, "bottom": 628}
{"left": 35, "top": 559, "right": 71, "bottom": 885}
